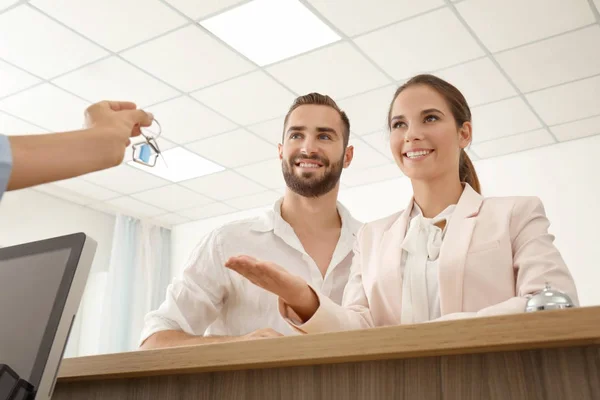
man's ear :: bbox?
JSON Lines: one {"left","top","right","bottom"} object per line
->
{"left": 343, "top": 145, "right": 354, "bottom": 168}
{"left": 278, "top": 143, "right": 283, "bottom": 160}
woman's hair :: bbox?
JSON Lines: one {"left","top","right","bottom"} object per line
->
{"left": 387, "top": 74, "right": 481, "bottom": 194}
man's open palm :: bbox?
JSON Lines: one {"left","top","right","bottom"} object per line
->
{"left": 225, "top": 256, "right": 307, "bottom": 305}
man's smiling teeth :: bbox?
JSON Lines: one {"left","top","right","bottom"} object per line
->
{"left": 406, "top": 150, "right": 432, "bottom": 158}
{"left": 298, "top": 162, "right": 321, "bottom": 168}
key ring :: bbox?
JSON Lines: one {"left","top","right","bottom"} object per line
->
{"left": 141, "top": 118, "right": 162, "bottom": 140}
{"left": 132, "top": 119, "right": 168, "bottom": 168}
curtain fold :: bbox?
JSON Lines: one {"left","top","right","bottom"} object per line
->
{"left": 98, "top": 215, "right": 171, "bottom": 354}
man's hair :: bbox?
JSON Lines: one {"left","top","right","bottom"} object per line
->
{"left": 282, "top": 93, "right": 350, "bottom": 148}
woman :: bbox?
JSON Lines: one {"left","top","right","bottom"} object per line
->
{"left": 225, "top": 74, "right": 579, "bottom": 333}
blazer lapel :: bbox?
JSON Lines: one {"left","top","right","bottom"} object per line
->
{"left": 438, "top": 184, "right": 483, "bottom": 315}
{"left": 378, "top": 198, "right": 413, "bottom": 323}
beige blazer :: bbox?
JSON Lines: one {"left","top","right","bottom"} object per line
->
{"left": 281, "top": 184, "right": 579, "bottom": 333}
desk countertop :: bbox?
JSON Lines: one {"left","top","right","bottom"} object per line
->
{"left": 58, "top": 306, "right": 600, "bottom": 382}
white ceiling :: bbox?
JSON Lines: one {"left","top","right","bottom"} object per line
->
{"left": 1, "top": 0, "right": 599, "bottom": 228}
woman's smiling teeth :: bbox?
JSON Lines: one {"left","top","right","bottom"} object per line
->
{"left": 404, "top": 150, "right": 433, "bottom": 159}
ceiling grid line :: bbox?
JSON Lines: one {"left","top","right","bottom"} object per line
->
{"left": 0, "top": 0, "right": 598, "bottom": 225}
{"left": 588, "top": 0, "right": 600, "bottom": 22}
{"left": 298, "top": 0, "right": 397, "bottom": 84}
{"left": 22, "top": 1, "right": 290, "bottom": 204}
{"left": 444, "top": 0, "right": 559, "bottom": 142}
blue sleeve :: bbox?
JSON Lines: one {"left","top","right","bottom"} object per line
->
{"left": 0, "top": 134, "right": 13, "bottom": 202}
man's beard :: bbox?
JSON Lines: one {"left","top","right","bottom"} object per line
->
{"left": 282, "top": 153, "right": 344, "bottom": 198}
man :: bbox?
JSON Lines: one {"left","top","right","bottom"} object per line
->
{"left": 139, "top": 93, "right": 362, "bottom": 348}
{"left": 0, "top": 101, "right": 153, "bottom": 200}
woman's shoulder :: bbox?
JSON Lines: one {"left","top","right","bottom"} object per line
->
{"left": 358, "top": 210, "right": 406, "bottom": 237}
{"left": 480, "top": 194, "right": 545, "bottom": 215}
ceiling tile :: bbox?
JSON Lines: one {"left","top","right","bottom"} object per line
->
{"left": 146, "top": 96, "right": 236, "bottom": 144}
{"left": 496, "top": 26, "right": 600, "bottom": 93}
{"left": 0, "top": 0, "right": 19, "bottom": 12}
{"left": 235, "top": 158, "right": 286, "bottom": 189}
{"left": 0, "top": 60, "right": 41, "bottom": 98}
{"left": 360, "top": 131, "right": 394, "bottom": 160}
{"left": 181, "top": 170, "right": 265, "bottom": 200}
{"left": 349, "top": 135, "right": 392, "bottom": 170}
{"left": 266, "top": 42, "right": 391, "bottom": 99}
{"left": 121, "top": 25, "right": 255, "bottom": 92}
{"left": 471, "top": 97, "right": 541, "bottom": 142}
{"left": 341, "top": 162, "right": 401, "bottom": 187}
{"left": 526, "top": 75, "right": 600, "bottom": 126}
{"left": 0, "top": 84, "right": 90, "bottom": 131}
{"left": 199, "top": 0, "right": 340, "bottom": 66}
{"left": 33, "top": 184, "right": 96, "bottom": 205}
{"left": 131, "top": 184, "right": 213, "bottom": 212}
{"left": 0, "top": 6, "right": 107, "bottom": 78}
{"left": 223, "top": 190, "right": 281, "bottom": 210}
{"left": 354, "top": 7, "right": 484, "bottom": 80}
{"left": 186, "top": 129, "right": 276, "bottom": 168}
{"left": 0, "top": 112, "right": 48, "bottom": 135}
{"left": 191, "top": 71, "right": 296, "bottom": 125}
{"left": 178, "top": 202, "right": 236, "bottom": 220}
{"left": 456, "top": 0, "right": 595, "bottom": 53}
{"left": 53, "top": 57, "right": 179, "bottom": 107}
{"left": 165, "top": 0, "right": 245, "bottom": 20}
{"left": 85, "top": 201, "right": 121, "bottom": 216}
{"left": 471, "top": 129, "right": 555, "bottom": 158}
{"left": 338, "top": 85, "right": 397, "bottom": 135}
{"left": 151, "top": 213, "right": 191, "bottom": 227}
{"left": 54, "top": 178, "right": 120, "bottom": 201}
{"left": 435, "top": 57, "right": 516, "bottom": 106}
{"left": 306, "top": 0, "right": 444, "bottom": 37}
{"left": 106, "top": 196, "right": 166, "bottom": 217}
{"left": 81, "top": 164, "right": 169, "bottom": 194}
{"left": 550, "top": 115, "right": 600, "bottom": 142}
{"left": 30, "top": 0, "right": 188, "bottom": 52}
{"left": 247, "top": 117, "right": 285, "bottom": 145}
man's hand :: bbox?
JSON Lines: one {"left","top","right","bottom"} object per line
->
{"left": 84, "top": 100, "right": 153, "bottom": 148}
{"left": 241, "top": 328, "right": 284, "bottom": 340}
{"left": 225, "top": 255, "right": 320, "bottom": 322}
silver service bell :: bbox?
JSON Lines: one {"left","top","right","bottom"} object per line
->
{"left": 525, "top": 282, "right": 575, "bottom": 312}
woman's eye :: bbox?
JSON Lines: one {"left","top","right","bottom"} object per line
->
{"left": 392, "top": 121, "right": 406, "bottom": 129}
{"left": 424, "top": 115, "right": 438, "bottom": 123}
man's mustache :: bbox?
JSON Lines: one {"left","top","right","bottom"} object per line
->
{"left": 291, "top": 153, "right": 329, "bottom": 166}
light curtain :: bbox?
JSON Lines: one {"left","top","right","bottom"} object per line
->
{"left": 97, "top": 215, "right": 171, "bottom": 354}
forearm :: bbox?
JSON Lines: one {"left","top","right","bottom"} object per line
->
{"left": 7, "top": 127, "right": 125, "bottom": 190}
{"left": 432, "top": 297, "right": 528, "bottom": 322}
{"left": 140, "top": 330, "right": 243, "bottom": 350}
{"left": 285, "top": 284, "right": 321, "bottom": 323}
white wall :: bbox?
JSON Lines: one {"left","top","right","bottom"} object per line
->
{"left": 0, "top": 189, "right": 116, "bottom": 357}
{"left": 172, "top": 134, "right": 600, "bottom": 307}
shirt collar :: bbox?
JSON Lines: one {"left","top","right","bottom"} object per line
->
{"left": 250, "top": 197, "right": 361, "bottom": 243}
{"left": 411, "top": 203, "right": 456, "bottom": 224}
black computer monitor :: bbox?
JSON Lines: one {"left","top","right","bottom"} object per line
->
{"left": 0, "top": 233, "right": 96, "bottom": 400}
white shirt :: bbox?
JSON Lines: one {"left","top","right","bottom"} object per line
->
{"left": 399, "top": 204, "right": 455, "bottom": 324}
{"left": 140, "top": 198, "right": 362, "bottom": 343}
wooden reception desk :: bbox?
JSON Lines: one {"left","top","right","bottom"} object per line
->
{"left": 53, "top": 306, "right": 600, "bottom": 399}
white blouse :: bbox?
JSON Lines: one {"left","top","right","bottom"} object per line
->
{"left": 399, "top": 204, "right": 456, "bottom": 324}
